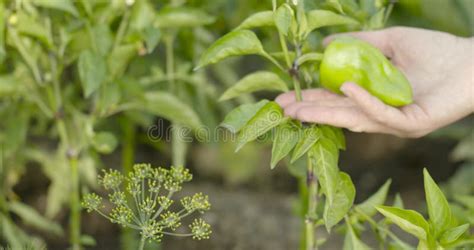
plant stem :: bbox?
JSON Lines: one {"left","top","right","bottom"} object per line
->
{"left": 0, "top": 143, "right": 8, "bottom": 215}
{"left": 164, "top": 34, "right": 187, "bottom": 166}
{"left": 138, "top": 234, "right": 146, "bottom": 250}
{"left": 9, "top": 29, "right": 42, "bottom": 84}
{"left": 57, "top": 119, "right": 81, "bottom": 250}
{"left": 120, "top": 118, "right": 137, "bottom": 250}
{"left": 293, "top": 75, "right": 303, "bottom": 102}
{"left": 113, "top": 7, "right": 131, "bottom": 50}
{"left": 278, "top": 33, "right": 292, "bottom": 68}
{"left": 165, "top": 35, "right": 176, "bottom": 93}
{"left": 262, "top": 52, "right": 286, "bottom": 72}
{"left": 292, "top": 42, "right": 303, "bottom": 102}
{"left": 305, "top": 154, "right": 318, "bottom": 250}
{"left": 69, "top": 154, "right": 81, "bottom": 250}
{"left": 384, "top": 2, "right": 395, "bottom": 25}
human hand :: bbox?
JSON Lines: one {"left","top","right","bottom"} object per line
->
{"left": 276, "top": 27, "right": 474, "bottom": 138}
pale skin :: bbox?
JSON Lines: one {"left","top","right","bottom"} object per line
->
{"left": 276, "top": 27, "right": 474, "bottom": 138}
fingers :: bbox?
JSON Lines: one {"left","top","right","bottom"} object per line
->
{"left": 275, "top": 89, "right": 341, "bottom": 108}
{"left": 283, "top": 99, "right": 353, "bottom": 117}
{"left": 323, "top": 27, "right": 402, "bottom": 58}
{"left": 340, "top": 82, "right": 405, "bottom": 127}
{"left": 293, "top": 105, "right": 389, "bottom": 133}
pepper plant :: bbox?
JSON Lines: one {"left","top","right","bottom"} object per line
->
{"left": 195, "top": 0, "right": 471, "bottom": 249}
{"left": 0, "top": 0, "right": 216, "bottom": 249}
{"left": 375, "top": 169, "right": 471, "bottom": 249}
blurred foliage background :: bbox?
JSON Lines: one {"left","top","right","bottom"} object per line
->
{"left": 0, "top": 0, "right": 472, "bottom": 249}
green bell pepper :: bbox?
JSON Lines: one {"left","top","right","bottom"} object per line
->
{"left": 320, "top": 36, "right": 413, "bottom": 107}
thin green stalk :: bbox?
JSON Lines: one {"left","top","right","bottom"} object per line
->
{"left": 262, "top": 52, "right": 286, "bottom": 72}
{"left": 274, "top": 19, "right": 292, "bottom": 68}
{"left": 57, "top": 120, "right": 70, "bottom": 150}
{"left": 292, "top": 42, "right": 303, "bottom": 102}
{"left": 120, "top": 119, "right": 137, "bottom": 250}
{"left": 48, "top": 54, "right": 62, "bottom": 111}
{"left": 121, "top": 118, "right": 136, "bottom": 177}
{"left": 384, "top": 2, "right": 395, "bottom": 25}
{"left": 298, "top": 178, "right": 308, "bottom": 250}
{"left": 69, "top": 154, "right": 81, "bottom": 250}
{"left": 57, "top": 119, "right": 81, "bottom": 250}
{"left": 355, "top": 209, "right": 412, "bottom": 248}
{"left": 138, "top": 234, "right": 146, "bottom": 250}
{"left": 305, "top": 154, "right": 318, "bottom": 250}
{"left": 113, "top": 7, "right": 131, "bottom": 50}
{"left": 0, "top": 143, "right": 8, "bottom": 215}
{"left": 165, "top": 35, "right": 176, "bottom": 93}
{"left": 9, "top": 29, "right": 42, "bottom": 84}
{"left": 293, "top": 76, "right": 303, "bottom": 102}
{"left": 164, "top": 34, "right": 187, "bottom": 166}
{"left": 162, "top": 232, "right": 193, "bottom": 237}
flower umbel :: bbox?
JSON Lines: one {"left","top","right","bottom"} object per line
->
{"left": 190, "top": 218, "right": 212, "bottom": 240}
{"left": 81, "top": 193, "right": 102, "bottom": 212}
{"left": 81, "top": 164, "right": 211, "bottom": 248}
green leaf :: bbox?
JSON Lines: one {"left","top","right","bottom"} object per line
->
{"left": 291, "top": 126, "right": 321, "bottom": 163}
{"left": 324, "top": 172, "right": 355, "bottom": 230}
{"left": 1, "top": 214, "right": 29, "bottom": 249}
{"left": 236, "top": 101, "right": 284, "bottom": 151}
{"left": 91, "top": 132, "right": 118, "bottom": 154}
{"left": 92, "top": 24, "right": 113, "bottom": 56}
{"left": 78, "top": 50, "right": 107, "bottom": 98}
{"left": 331, "top": 127, "right": 346, "bottom": 150}
{"left": 80, "top": 234, "right": 97, "bottom": 246}
{"left": 8, "top": 201, "right": 63, "bottom": 236}
{"left": 195, "top": 30, "right": 265, "bottom": 69}
{"left": 367, "top": 8, "right": 386, "bottom": 30}
{"left": 296, "top": 52, "right": 324, "bottom": 66}
{"left": 98, "top": 82, "right": 121, "bottom": 115}
{"left": 0, "top": 75, "right": 22, "bottom": 98}
{"left": 271, "top": 121, "right": 300, "bottom": 169}
{"left": 143, "top": 26, "right": 161, "bottom": 53}
{"left": 423, "top": 168, "right": 451, "bottom": 236}
{"left": 274, "top": 4, "right": 295, "bottom": 36}
{"left": 144, "top": 91, "right": 202, "bottom": 130}
{"left": 344, "top": 223, "right": 371, "bottom": 250}
{"left": 221, "top": 100, "right": 269, "bottom": 133}
{"left": 236, "top": 11, "right": 274, "bottom": 30}
{"left": 305, "top": 10, "right": 359, "bottom": 35}
{"left": 156, "top": 7, "right": 215, "bottom": 28}
{"left": 440, "top": 224, "right": 469, "bottom": 245}
{"left": 320, "top": 125, "right": 345, "bottom": 150}
{"left": 15, "top": 13, "right": 53, "bottom": 48}
{"left": 108, "top": 44, "right": 137, "bottom": 78}
{"left": 219, "top": 71, "right": 288, "bottom": 101}
{"left": 356, "top": 179, "right": 392, "bottom": 217}
{"left": 310, "top": 139, "right": 340, "bottom": 206}
{"left": 453, "top": 194, "right": 474, "bottom": 210}
{"left": 130, "top": 0, "right": 155, "bottom": 31}
{"left": 376, "top": 206, "right": 430, "bottom": 240}
{"left": 393, "top": 193, "right": 405, "bottom": 209}
{"left": 327, "top": 0, "right": 345, "bottom": 14}
{"left": 287, "top": 156, "right": 307, "bottom": 179}
{"left": 32, "top": 0, "right": 79, "bottom": 16}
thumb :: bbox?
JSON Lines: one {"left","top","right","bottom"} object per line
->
{"left": 323, "top": 28, "right": 399, "bottom": 58}
{"left": 340, "top": 82, "right": 403, "bottom": 125}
